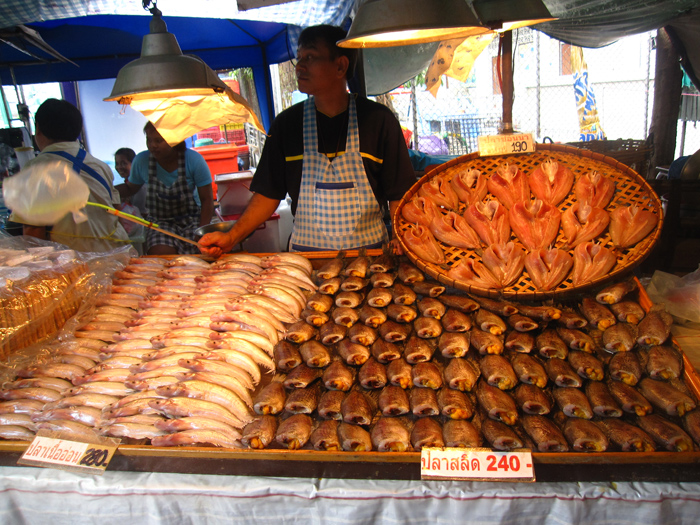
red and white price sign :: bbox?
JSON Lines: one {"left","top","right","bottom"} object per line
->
{"left": 478, "top": 133, "right": 535, "bottom": 157}
{"left": 18, "top": 433, "right": 119, "bottom": 474}
{"left": 420, "top": 448, "right": 535, "bottom": 482}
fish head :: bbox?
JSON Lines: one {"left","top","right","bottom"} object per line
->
{"left": 496, "top": 163, "right": 518, "bottom": 182}
{"left": 464, "top": 168, "right": 481, "bottom": 187}
{"left": 542, "top": 159, "right": 559, "bottom": 182}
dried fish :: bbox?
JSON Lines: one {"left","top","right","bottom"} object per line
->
{"left": 475, "top": 380, "right": 518, "bottom": 425}
{"left": 319, "top": 321, "right": 347, "bottom": 345}
{"left": 585, "top": 381, "right": 623, "bottom": 418}
{"left": 417, "top": 298, "right": 447, "bottom": 319}
{"left": 371, "top": 416, "right": 412, "bottom": 452}
{"left": 284, "top": 382, "right": 322, "bottom": 415}
{"left": 522, "top": 414, "right": 569, "bottom": 452}
{"left": 344, "top": 250, "right": 370, "bottom": 278}
{"left": 637, "top": 414, "right": 694, "bottom": 452}
{"left": 319, "top": 276, "right": 342, "bottom": 295}
{"left": 253, "top": 381, "right": 287, "bottom": 415}
{"left": 370, "top": 339, "right": 402, "bottom": 363}
{"left": 370, "top": 272, "right": 397, "bottom": 288}
{"left": 340, "top": 276, "right": 370, "bottom": 292}
{"left": 299, "top": 340, "right": 331, "bottom": 368}
{"left": 283, "top": 364, "right": 322, "bottom": 389}
{"left": 335, "top": 291, "right": 364, "bottom": 308}
{"left": 412, "top": 362, "right": 443, "bottom": 389}
{"left": 285, "top": 321, "right": 318, "bottom": 344}
{"left": 341, "top": 389, "right": 375, "bottom": 426}
{"left": 507, "top": 314, "right": 538, "bottom": 332}
{"left": 480, "top": 354, "right": 518, "bottom": 390}
{"left": 273, "top": 341, "right": 302, "bottom": 372}
{"left": 475, "top": 309, "right": 507, "bottom": 335}
{"left": 683, "top": 410, "right": 700, "bottom": 447}
{"left": 557, "top": 308, "right": 588, "bottom": 329}
{"left": 378, "top": 385, "right": 410, "bottom": 416}
{"left": 602, "top": 323, "right": 638, "bottom": 353}
{"left": 358, "top": 304, "right": 387, "bottom": 328}
{"left": 275, "top": 414, "right": 313, "bottom": 450}
{"left": 469, "top": 295, "right": 518, "bottom": 316}
{"left": 553, "top": 387, "right": 594, "bottom": 419}
{"left": 379, "top": 320, "right": 413, "bottom": 342}
{"left": 392, "top": 283, "right": 417, "bottom": 305}
{"left": 510, "top": 353, "right": 547, "bottom": 388}
{"left": 410, "top": 387, "right": 440, "bottom": 417}
{"left": 439, "top": 294, "right": 480, "bottom": 313}
{"left": 444, "top": 357, "right": 481, "bottom": 392}
{"left": 596, "top": 418, "right": 655, "bottom": 452}
{"left": 402, "top": 336, "right": 432, "bottom": 363}
{"left": 514, "top": 383, "right": 553, "bottom": 415}
{"left": 443, "top": 419, "right": 482, "bottom": 448}
{"left": 580, "top": 297, "right": 616, "bottom": 331}
{"left": 441, "top": 308, "right": 472, "bottom": 332}
{"left": 470, "top": 329, "right": 504, "bottom": 355}
{"left": 358, "top": 357, "right": 388, "bottom": 389}
{"left": 310, "top": 419, "right": 341, "bottom": 451}
{"left": 398, "top": 261, "right": 424, "bottom": 284}
{"left": 480, "top": 418, "right": 523, "bottom": 450}
{"left": 638, "top": 378, "right": 697, "bottom": 417}
{"left": 316, "top": 251, "right": 346, "bottom": 280}
{"left": 505, "top": 331, "right": 535, "bottom": 353}
{"left": 437, "top": 332, "right": 470, "bottom": 358}
{"left": 337, "top": 339, "right": 370, "bottom": 366}
{"left": 645, "top": 345, "right": 682, "bottom": 380}
{"left": 437, "top": 387, "right": 474, "bottom": 419}
{"left": 568, "top": 351, "right": 605, "bottom": 381}
{"left": 563, "top": 418, "right": 609, "bottom": 452}
{"left": 339, "top": 422, "right": 373, "bottom": 451}
{"left": 387, "top": 358, "right": 413, "bottom": 389}
{"left": 369, "top": 248, "right": 396, "bottom": 274}
{"left": 608, "top": 380, "right": 653, "bottom": 416}
{"left": 414, "top": 316, "right": 443, "bottom": 339}
{"left": 536, "top": 329, "right": 569, "bottom": 360}
{"left": 609, "top": 352, "right": 643, "bottom": 385}
{"left": 545, "top": 358, "right": 582, "bottom": 387}
{"left": 306, "top": 292, "right": 335, "bottom": 313}
{"left": 345, "top": 323, "right": 376, "bottom": 347}
{"left": 318, "top": 390, "right": 346, "bottom": 420}
{"left": 332, "top": 307, "right": 359, "bottom": 328}
{"left": 610, "top": 301, "right": 645, "bottom": 325}
{"left": 555, "top": 327, "right": 595, "bottom": 353}
{"left": 387, "top": 303, "right": 418, "bottom": 323}
{"left": 636, "top": 310, "right": 673, "bottom": 346}
{"left": 412, "top": 281, "right": 446, "bottom": 297}
{"left": 411, "top": 417, "right": 444, "bottom": 450}
{"left": 366, "top": 288, "right": 393, "bottom": 308}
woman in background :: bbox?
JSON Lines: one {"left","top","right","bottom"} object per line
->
{"left": 118, "top": 123, "right": 214, "bottom": 255}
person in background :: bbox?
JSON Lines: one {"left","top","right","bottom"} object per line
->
{"left": 12, "top": 98, "right": 130, "bottom": 251}
{"left": 114, "top": 147, "right": 147, "bottom": 218}
{"left": 199, "top": 24, "right": 415, "bottom": 257}
{"left": 118, "top": 122, "right": 214, "bottom": 255}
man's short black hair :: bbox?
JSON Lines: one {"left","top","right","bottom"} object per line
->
{"left": 298, "top": 24, "right": 357, "bottom": 80}
{"left": 34, "top": 98, "right": 83, "bottom": 142}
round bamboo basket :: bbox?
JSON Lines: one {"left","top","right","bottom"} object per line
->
{"left": 394, "top": 143, "right": 663, "bottom": 299}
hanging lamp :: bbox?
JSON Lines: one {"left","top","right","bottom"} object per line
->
{"left": 337, "top": 0, "right": 491, "bottom": 48}
{"left": 104, "top": 3, "right": 228, "bottom": 104}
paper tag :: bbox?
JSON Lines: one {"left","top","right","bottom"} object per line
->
{"left": 420, "top": 448, "right": 535, "bottom": 481}
{"left": 19, "top": 434, "right": 119, "bottom": 474}
{"left": 478, "top": 133, "right": 535, "bottom": 156}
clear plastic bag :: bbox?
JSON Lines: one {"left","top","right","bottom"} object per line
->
{"left": 644, "top": 266, "right": 700, "bottom": 324}
{"left": 2, "top": 159, "right": 89, "bottom": 225}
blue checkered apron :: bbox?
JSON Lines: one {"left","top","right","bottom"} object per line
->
{"left": 144, "top": 151, "right": 201, "bottom": 254}
{"left": 290, "top": 96, "right": 388, "bottom": 251}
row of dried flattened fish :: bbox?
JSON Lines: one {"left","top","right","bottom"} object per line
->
{"left": 241, "top": 252, "right": 700, "bottom": 453}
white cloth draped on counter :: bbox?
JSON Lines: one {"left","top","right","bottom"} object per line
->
{"left": 0, "top": 466, "right": 699, "bottom": 524}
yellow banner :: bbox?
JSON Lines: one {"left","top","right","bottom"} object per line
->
{"left": 426, "top": 33, "right": 495, "bottom": 97}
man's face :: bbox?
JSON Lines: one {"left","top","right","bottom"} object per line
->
{"left": 145, "top": 126, "right": 172, "bottom": 160}
{"left": 295, "top": 40, "right": 343, "bottom": 95}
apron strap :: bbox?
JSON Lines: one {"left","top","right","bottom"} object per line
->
{"left": 48, "top": 149, "right": 112, "bottom": 198}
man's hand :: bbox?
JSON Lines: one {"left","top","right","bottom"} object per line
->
{"left": 198, "top": 231, "right": 232, "bottom": 258}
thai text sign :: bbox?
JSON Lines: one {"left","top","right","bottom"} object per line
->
{"left": 478, "top": 133, "right": 535, "bottom": 157}
{"left": 420, "top": 448, "right": 535, "bottom": 481}
{"left": 19, "top": 435, "right": 118, "bottom": 474}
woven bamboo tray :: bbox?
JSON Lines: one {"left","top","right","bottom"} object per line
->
{"left": 394, "top": 143, "right": 664, "bottom": 299}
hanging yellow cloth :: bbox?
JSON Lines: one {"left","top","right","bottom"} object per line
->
{"left": 425, "top": 33, "right": 495, "bottom": 97}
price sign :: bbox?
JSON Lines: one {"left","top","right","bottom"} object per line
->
{"left": 478, "top": 133, "right": 535, "bottom": 157}
{"left": 420, "top": 448, "right": 535, "bottom": 482}
{"left": 19, "top": 434, "right": 119, "bottom": 474}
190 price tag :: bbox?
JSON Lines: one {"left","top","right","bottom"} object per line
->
{"left": 421, "top": 448, "right": 535, "bottom": 482}
{"left": 478, "top": 133, "right": 535, "bottom": 156}
{"left": 19, "top": 434, "right": 119, "bottom": 474}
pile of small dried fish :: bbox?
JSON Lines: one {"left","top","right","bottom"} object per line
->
{"left": 398, "top": 159, "right": 660, "bottom": 291}
{"left": 0, "top": 253, "right": 313, "bottom": 447}
{"left": 243, "top": 252, "right": 700, "bottom": 453}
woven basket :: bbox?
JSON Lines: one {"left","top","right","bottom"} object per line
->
{"left": 394, "top": 143, "right": 664, "bottom": 300}
{"left": 566, "top": 139, "right": 653, "bottom": 177}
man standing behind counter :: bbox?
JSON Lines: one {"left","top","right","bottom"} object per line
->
{"left": 199, "top": 24, "right": 415, "bottom": 257}
{"left": 14, "top": 98, "right": 130, "bottom": 252}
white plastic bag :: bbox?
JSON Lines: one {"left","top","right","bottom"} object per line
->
{"left": 2, "top": 160, "right": 90, "bottom": 226}
{"left": 645, "top": 266, "right": 700, "bottom": 324}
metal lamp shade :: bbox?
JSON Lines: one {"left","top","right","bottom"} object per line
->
{"left": 105, "top": 13, "right": 228, "bottom": 104}
{"left": 471, "top": 0, "right": 556, "bottom": 31}
{"left": 337, "top": 0, "right": 490, "bottom": 48}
